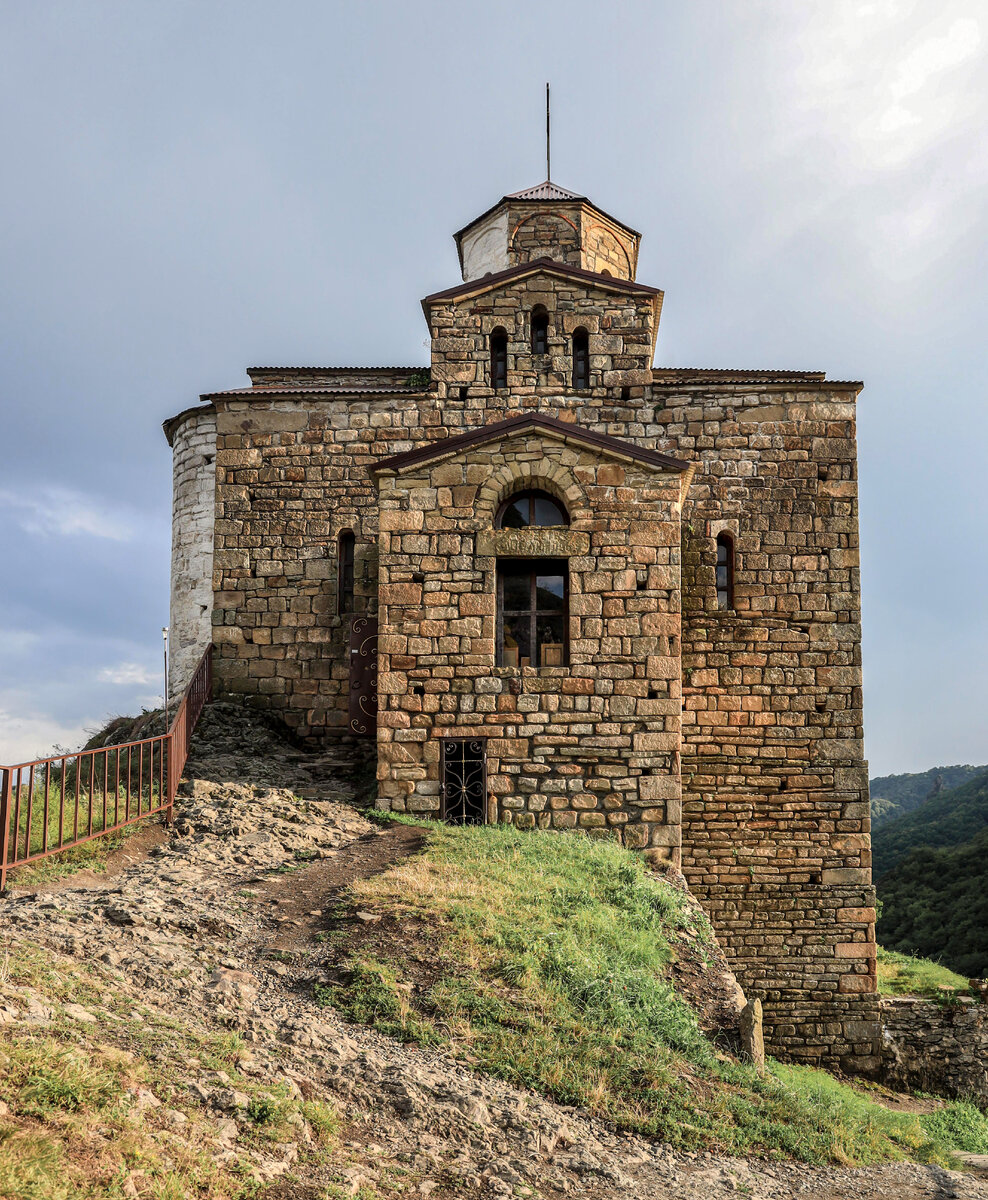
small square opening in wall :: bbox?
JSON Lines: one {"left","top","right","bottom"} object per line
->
{"left": 412, "top": 572, "right": 425, "bottom": 584}
{"left": 459, "top": 386, "right": 468, "bottom": 400}
{"left": 647, "top": 688, "right": 660, "bottom": 700}
{"left": 410, "top": 682, "right": 425, "bottom": 696}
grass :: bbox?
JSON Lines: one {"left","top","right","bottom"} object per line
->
{"left": 876, "top": 947, "right": 971, "bottom": 998}
{"left": 0, "top": 938, "right": 343, "bottom": 1198}
{"left": 325, "top": 818, "right": 988, "bottom": 1167}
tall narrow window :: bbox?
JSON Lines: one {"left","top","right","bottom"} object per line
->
{"left": 572, "top": 328, "right": 590, "bottom": 389}
{"left": 531, "top": 307, "right": 549, "bottom": 355}
{"left": 716, "top": 532, "right": 734, "bottom": 610}
{"left": 490, "top": 328, "right": 508, "bottom": 390}
{"left": 497, "top": 559, "right": 568, "bottom": 668}
{"left": 338, "top": 530, "right": 355, "bottom": 615}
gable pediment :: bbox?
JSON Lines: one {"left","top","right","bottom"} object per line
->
{"left": 370, "top": 413, "right": 690, "bottom": 477}
{"left": 421, "top": 257, "right": 661, "bottom": 325}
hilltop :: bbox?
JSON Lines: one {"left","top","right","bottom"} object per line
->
{"left": 872, "top": 769, "right": 988, "bottom": 879}
{"left": 1, "top": 704, "right": 987, "bottom": 1198}
{"left": 870, "top": 765, "right": 988, "bottom": 827}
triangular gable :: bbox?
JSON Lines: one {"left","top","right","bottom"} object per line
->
{"left": 370, "top": 413, "right": 691, "bottom": 476}
{"left": 421, "top": 257, "right": 661, "bottom": 324}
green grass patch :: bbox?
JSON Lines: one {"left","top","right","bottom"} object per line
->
{"left": 329, "top": 820, "right": 982, "bottom": 1166}
{"left": 876, "top": 947, "right": 970, "bottom": 998}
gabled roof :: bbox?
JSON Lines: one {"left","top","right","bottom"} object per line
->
{"left": 506, "top": 180, "right": 586, "bottom": 202}
{"left": 421, "top": 257, "right": 661, "bottom": 323}
{"left": 371, "top": 412, "right": 690, "bottom": 475}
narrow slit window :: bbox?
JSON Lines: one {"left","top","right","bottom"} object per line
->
{"left": 531, "top": 308, "right": 549, "bottom": 355}
{"left": 490, "top": 327, "right": 508, "bottom": 390}
{"left": 337, "top": 530, "right": 355, "bottom": 615}
{"left": 716, "top": 532, "right": 734, "bottom": 610}
{"left": 572, "top": 327, "right": 590, "bottom": 389}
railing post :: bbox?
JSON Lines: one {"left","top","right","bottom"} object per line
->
{"left": 165, "top": 734, "right": 175, "bottom": 827}
{"left": 0, "top": 768, "right": 12, "bottom": 894}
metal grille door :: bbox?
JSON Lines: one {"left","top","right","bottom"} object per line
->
{"left": 440, "top": 739, "right": 487, "bottom": 825}
{"left": 348, "top": 616, "right": 378, "bottom": 736}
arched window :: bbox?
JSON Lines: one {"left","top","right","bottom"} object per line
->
{"left": 531, "top": 307, "right": 549, "bottom": 355}
{"left": 490, "top": 328, "right": 508, "bottom": 390}
{"left": 572, "top": 328, "right": 590, "bottom": 389}
{"left": 337, "top": 530, "right": 355, "bottom": 615}
{"left": 716, "top": 532, "right": 734, "bottom": 610}
{"left": 496, "top": 489, "right": 569, "bottom": 530}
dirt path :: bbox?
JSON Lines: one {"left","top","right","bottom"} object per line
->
{"left": 249, "top": 822, "right": 427, "bottom": 954}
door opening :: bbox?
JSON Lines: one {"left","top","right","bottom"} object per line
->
{"left": 440, "top": 738, "right": 487, "bottom": 824}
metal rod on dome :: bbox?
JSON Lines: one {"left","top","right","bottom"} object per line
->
{"left": 546, "top": 82, "right": 551, "bottom": 181}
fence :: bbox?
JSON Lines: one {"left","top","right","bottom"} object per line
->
{"left": 0, "top": 645, "right": 212, "bottom": 891}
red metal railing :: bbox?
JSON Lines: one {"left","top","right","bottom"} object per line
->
{"left": 0, "top": 645, "right": 212, "bottom": 891}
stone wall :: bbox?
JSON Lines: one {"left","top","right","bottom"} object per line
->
{"left": 428, "top": 271, "right": 659, "bottom": 402}
{"left": 457, "top": 199, "right": 639, "bottom": 283}
{"left": 881, "top": 997, "right": 988, "bottom": 1101}
{"left": 166, "top": 405, "right": 217, "bottom": 699}
{"left": 669, "top": 386, "right": 879, "bottom": 1073}
{"left": 373, "top": 431, "right": 685, "bottom": 853}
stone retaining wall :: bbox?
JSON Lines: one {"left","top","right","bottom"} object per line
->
{"left": 880, "top": 996, "right": 988, "bottom": 1101}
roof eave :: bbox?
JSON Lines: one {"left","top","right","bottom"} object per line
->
{"left": 371, "top": 413, "right": 690, "bottom": 476}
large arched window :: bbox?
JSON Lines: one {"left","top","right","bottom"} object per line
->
{"left": 337, "top": 530, "right": 355, "bottom": 615}
{"left": 531, "top": 307, "right": 549, "bottom": 355}
{"left": 572, "top": 327, "right": 590, "bottom": 389}
{"left": 490, "top": 327, "right": 508, "bottom": 390}
{"left": 716, "top": 532, "right": 734, "bottom": 610}
{"left": 496, "top": 489, "right": 569, "bottom": 529}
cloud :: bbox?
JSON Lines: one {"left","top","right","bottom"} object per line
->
{"left": 97, "top": 662, "right": 159, "bottom": 686}
{"left": 0, "top": 702, "right": 89, "bottom": 767}
{"left": 0, "top": 485, "right": 135, "bottom": 541}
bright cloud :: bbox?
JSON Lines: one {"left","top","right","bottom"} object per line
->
{"left": 98, "top": 662, "right": 159, "bottom": 686}
{"left": 0, "top": 485, "right": 135, "bottom": 541}
{"left": 0, "top": 704, "right": 89, "bottom": 767}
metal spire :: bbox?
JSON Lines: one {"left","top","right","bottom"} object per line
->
{"left": 546, "top": 82, "right": 551, "bottom": 181}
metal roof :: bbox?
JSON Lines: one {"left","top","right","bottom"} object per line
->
{"left": 199, "top": 385, "right": 427, "bottom": 401}
{"left": 505, "top": 180, "right": 587, "bottom": 202}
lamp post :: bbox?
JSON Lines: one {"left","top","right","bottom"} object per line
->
{"left": 162, "top": 627, "right": 169, "bottom": 727}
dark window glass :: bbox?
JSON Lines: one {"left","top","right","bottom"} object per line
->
{"left": 572, "top": 328, "right": 590, "bottom": 389}
{"left": 491, "top": 328, "right": 508, "bottom": 390}
{"left": 497, "top": 559, "right": 568, "bottom": 667}
{"left": 338, "top": 531, "right": 355, "bottom": 614}
{"left": 496, "top": 490, "right": 568, "bottom": 529}
{"left": 716, "top": 532, "right": 734, "bottom": 610}
{"left": 531, "top": 309, "right": 549, "bottom": 355}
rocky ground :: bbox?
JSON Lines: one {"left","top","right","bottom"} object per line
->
{"left": 1, "top": 703, "right": 985, "bottom": 1199}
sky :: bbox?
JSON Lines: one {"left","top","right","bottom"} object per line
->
{"left": 0, "top": 0, "right": 985, "bottom": 776}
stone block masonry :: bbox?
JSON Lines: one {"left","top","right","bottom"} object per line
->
{"left": 373, "top": 430, "right": 685, "bottom": 858}
{"left": 881, "top": 997, "right": 988, "bottom": 1102}
{"left": 169, "top": 179, "right": 881, "bottom": 1074}
{"left": 165, "top": 405, "right": 217, "bottom": 699}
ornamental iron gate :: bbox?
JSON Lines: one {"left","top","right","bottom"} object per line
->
{"left": 440, "top": 738, "right": 487, "bottom": 825}
{"left": 348, "top": 616, "right": 378, "bottom": 736}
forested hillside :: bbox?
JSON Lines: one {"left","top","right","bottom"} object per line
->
{"left": 870, "top": 763, "right": 988, "bottom": 826}
{"left": 871, "top": 769, "right": 988, "bottom": 878}
{"left": 877, "top": 827, "right": 988, "bottom": 978}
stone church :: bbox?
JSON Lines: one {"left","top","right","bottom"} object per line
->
{"left": 164, "top": 179, "right": 880, "bottom": 1073}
